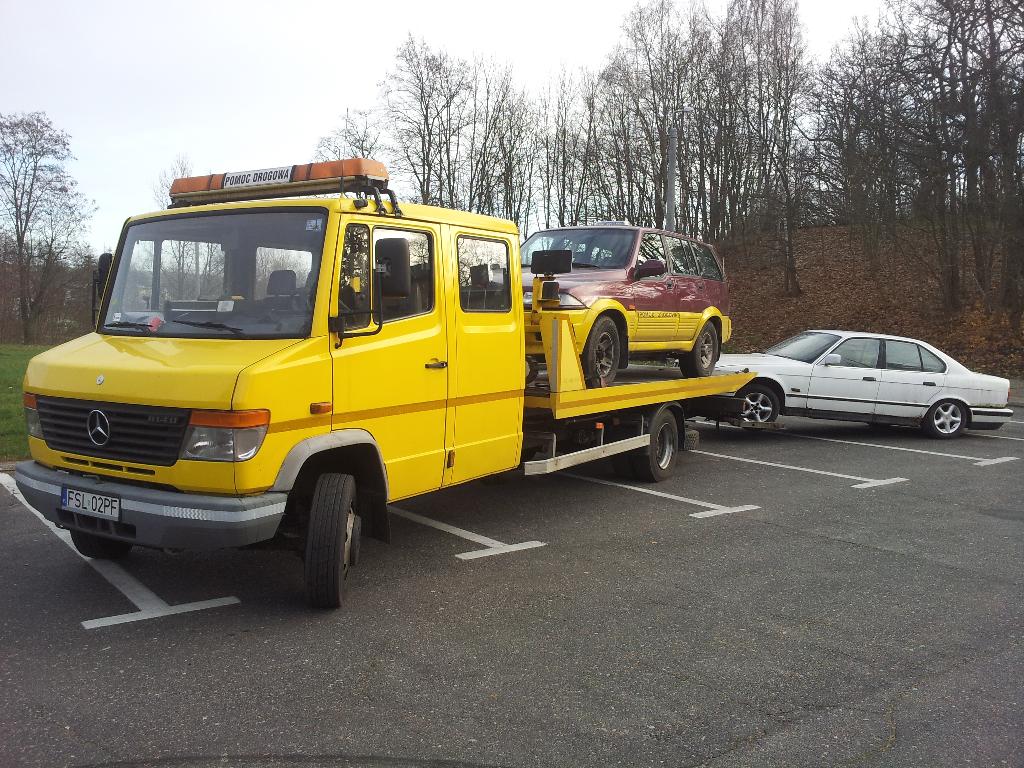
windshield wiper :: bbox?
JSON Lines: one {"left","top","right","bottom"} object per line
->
{"left": 104, "top": 320, "right": 153, "bottom": 331}
{"left": 168, "top": 319, "right": 243, "bottom": 334}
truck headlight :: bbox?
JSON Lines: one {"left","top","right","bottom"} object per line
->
{"left": 23, "top": 393, "right": 43, "bottom": 439}
{"left": 181, "top": 410, "right": 270, "bottom": 462}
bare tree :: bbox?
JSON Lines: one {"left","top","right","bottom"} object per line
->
{"left": 314, "top": 110, "right": 383, "bottom": 161}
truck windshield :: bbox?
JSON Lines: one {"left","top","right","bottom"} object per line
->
{"left": 521, "top": 228, "right": 637, "bottom": 269}
{"left": 766, "top": 331, "right": 841, "bottom": 363}
{"left": 101, "top": 208, "right": 327, "bottom": 339}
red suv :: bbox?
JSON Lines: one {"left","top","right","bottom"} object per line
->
{"left": 521, "top": 225, "right": 731, "bottom": 386}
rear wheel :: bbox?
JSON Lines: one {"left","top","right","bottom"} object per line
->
{"left": 922, "top": 400, "right": 966, "bottom": 439}
{"left": 582, "top": 316, "right": 621, "bottom": 388}
{"left": 304, "top": 473, "right": 357, "bottom": 609}
{"left": 69, "top": 530, "right": 132, "bottom": 560}
{"left": 680, "top": 323, "right": 719, "bottom": 378}
{"left": 630, "top": 408, "right": 680, "bottom": 482}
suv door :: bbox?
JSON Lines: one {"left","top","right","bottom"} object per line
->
{"left": 331, "top": 219, "right": 449, "bottom": 501}
{"left": 875, "top": 340, "right": 946, "bottom": 420}
{"left": 664, "top": 235, "right": 703, "bottom": 341}
{"left": 806, "top": 337, "right": 883, "bottom": 416}
{"left": 631, "top": 232, "right": 675, "bottom": 341}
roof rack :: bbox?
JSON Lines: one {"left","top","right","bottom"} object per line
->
{"left": 168, "top": 158, "right": 402, "bottom": 215}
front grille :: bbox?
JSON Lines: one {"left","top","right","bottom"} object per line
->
{"left": 36, "top": 396, "right": 190, "bottom": 466}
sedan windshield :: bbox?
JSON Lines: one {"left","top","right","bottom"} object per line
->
{"left": 766, "top": 331, "right": 841, "bottom": 363}
{"left": 102, "top": 209, "right": 326, "bottom": 339}
{"left": 521, "top": 228, "right": 637, "bottom": 269}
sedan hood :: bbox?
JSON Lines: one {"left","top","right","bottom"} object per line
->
{"left": 716, "top": 353, "right": 811, "bottom": 374}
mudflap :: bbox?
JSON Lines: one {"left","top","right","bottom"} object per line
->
{"left": 361, "top": 488, "right": 392, "bottom": 544}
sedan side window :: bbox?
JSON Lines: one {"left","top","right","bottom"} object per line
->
{"left": 919, "top": 346, "right": 947, "bottom": 373}
{"left": 667, "top": 237, "right": 698, "bottom": 275}
{"left": 885, "top": 340, "right": 923, "bottom": 371}
{"left": 830, "top": 338, "right": 881, "bottom": 368}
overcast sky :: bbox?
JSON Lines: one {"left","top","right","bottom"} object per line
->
{"left": 2, "top": 0, "right": 884, "bottom": 253}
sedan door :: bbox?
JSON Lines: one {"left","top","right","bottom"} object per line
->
{"left": 806, "top": 337, "right": 883, "bottom": 417}
{"left": 875, "top": 340, "right": 946, "bottom": 420}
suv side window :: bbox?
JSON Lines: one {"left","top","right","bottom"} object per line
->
{"left": 339, "top": 223, "right": 371, "bottom": 329}
{"left": 692, "top": 242, "right": 723, "bottom": 280}
{"left": 374, "top": 227, "right": 433, "bottom": 321}
{"left": 830, "top": 338, "right": 881, "bottom": 368}
{"left": 457, "top": 236, "right": 511, "bottom": 312}
{"left": 636, "top": 233, "right": 667, "bottom": 276}
{"left": 667, "top": 236, "right": 698, "bottom": 275}
{"left": 919, "top": 346, "right": 947, "bottom": 373}
{"left": 885, "top": 340, "right": 923, "bottom": 371}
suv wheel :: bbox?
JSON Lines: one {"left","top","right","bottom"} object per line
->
{"left": 680, "top": 323, "right": 719, "bottom": 378}
{"left": 582, "top": 316, "right": 621, "bottom": 388}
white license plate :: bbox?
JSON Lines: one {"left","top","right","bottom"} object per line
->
{"left": 61, "top": 487, "right": 121, "bottom": 521}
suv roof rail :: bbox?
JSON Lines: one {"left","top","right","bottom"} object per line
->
{"left": 592, "top": 220, "right": 630, "bottom": 226}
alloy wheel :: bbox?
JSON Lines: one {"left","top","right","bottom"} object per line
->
{"left": 933, "top": 402, "right": 962, "bottom": 435}
{"left": 742, "top": 392, "right": 775, "bottom": 423}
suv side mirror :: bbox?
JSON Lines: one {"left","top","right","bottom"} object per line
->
{"left": 821, "top": 353, "right": 842, "bottom": 366}
{"left": 375, "top": 238, "right": 411, "bottom": 298}
{"left": 634, "top": 259, "right": 667, "bottom": 279}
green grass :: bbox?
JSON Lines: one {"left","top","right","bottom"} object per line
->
{"left": 1, "top": 344, "right": 49, "bottom": 461}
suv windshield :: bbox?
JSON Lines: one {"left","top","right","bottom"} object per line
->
{"left": 102, "top": 208, "right": 327, "bottom": 339}
{"left": 766, "top": 331, "right": 841, "bottom": 363}
{"left": 521, "top": 228, "right": 637, "bottom": 269}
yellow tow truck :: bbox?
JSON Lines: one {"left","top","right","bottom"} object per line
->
{"left": 15, "top": 159, "right": 754, "bottom": 607}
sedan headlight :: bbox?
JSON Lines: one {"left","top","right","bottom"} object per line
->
{"left": 23, "top": 393, "right": 43, "bottom": 439}
{"left": 181, "top": 409, "right": 270, "bottom": 462}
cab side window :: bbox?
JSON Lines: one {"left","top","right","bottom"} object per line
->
{"left": 885, "top": 340, "right": 923, "bottom": 371}
{"left": 375, "top": 227, "right": 434, "bottom": 321}
{"left": 692, "top": 243, "right": 724, "bottom": 280}
{"left": 667, "top": 237, "right": 699, "bottom": 275}
{"left": 636, "top": 233, "right": 667, "bottom": 275}
{"left": 458, "top": 236, "right": 511, "bottom": 312}
{"left": 830, "top": 338, "right": 881, "bottom": 368}
{"left": 339, "top": 224, "right": 371, "bottom": 329}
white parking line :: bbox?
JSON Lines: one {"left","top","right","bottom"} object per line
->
{"left": 968, "top": 432, "right": 1024, "bottom": 442}
{"left": 388, "top": 506, "right": 546, "bottom": 560}
{"left": 690, "top": 450, "right": 908, "bottom": 489}
{"left": 693, "top": 422, "right": 1018, "bottom": 467}
{"left": 0, "top": 475, "right": 240, "bottom": 629}
{"left": 562, "top": 473, "right": 760, "bottom": 518}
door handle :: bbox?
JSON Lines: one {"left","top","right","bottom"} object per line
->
{"left": 665, "top": 280, "right": 674, "bottom": 289}
{"left": 862, "top": 376, "right": 877, "bottom": 382}
{"left": 425, "top": 360, "right": 448, "bottom": 369}
{"left": 923, "top": 381, "right": 937, "bottom": 386}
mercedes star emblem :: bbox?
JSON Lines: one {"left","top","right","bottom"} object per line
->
{"left": 87, "top": 410, "right": 111, "bottom": 446}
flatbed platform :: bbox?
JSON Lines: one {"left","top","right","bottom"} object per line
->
{"left": 524, "top": 365, "right": 755, "bottom": 420}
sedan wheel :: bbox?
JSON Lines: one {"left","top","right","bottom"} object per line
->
{"left": 737, "top": 383, "right": 780, "bottom": 424}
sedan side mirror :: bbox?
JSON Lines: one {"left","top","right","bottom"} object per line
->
{"left": 634, "top": 259, "right": 667, "bottom": 279}
{"left": 821, "top": 353, "right": 842, "bottom": 366}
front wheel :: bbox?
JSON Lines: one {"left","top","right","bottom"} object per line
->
{"left": 922, "top": 400, "right": 966, "bottom": 439}
{"left": 680, "top": 323, "right": 719, "bottom": 378}
{"left": 304, "top": 473, "right": 358, "bottom": 609}
{"left": 738, "top": 383, "right": 780, "bottom": 424}
{"left": 582, "top": 316, "right": 621, "bottom": 388}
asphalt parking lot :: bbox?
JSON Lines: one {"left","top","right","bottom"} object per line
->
{"left": 2, "top": 415, "right": 1023, "bottom": 768}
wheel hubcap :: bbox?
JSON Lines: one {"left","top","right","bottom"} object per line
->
{"left": 699, "top": 332, "right": 714, "bottom": 368}
{"left": 933, "top": 403, "right": 962, "bottom": 434}
{"left": 595, "top": 331, "right": 616, "bottom": 377}
{"left": 742, "top": 392, "right": 775, "bottom": 423}
{"left": 655, "top": 424, "right": 674, "bottom": 469}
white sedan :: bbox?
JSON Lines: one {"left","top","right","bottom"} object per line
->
{"left": 716, "top": 330, "right": 1013, "bottom": 438}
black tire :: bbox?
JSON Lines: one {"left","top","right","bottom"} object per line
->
{"left": 630, "top": 408, "right": 680, "bottom": 482}
{"left": 680, "top": 322, "right": 719, "bottom": 378}
{"left": 69, "top": 530, "right": 132, "bottom": 560}
{"left": 922, "top": 400, "right": 967, "bottom": 439}
{"left": 582, "top": 315, "right": 621, "bottom": 388}
{"left": 304, "top": 473, "right": 357, "bottom": 609}
{"left": 737, "top": 382, "right": 780, "bottom": 424}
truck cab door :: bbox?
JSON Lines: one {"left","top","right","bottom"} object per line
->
{"left": 330, "top": 219, "right": 449, "bottom": 501}
{"left": 443, "top": 227, "right": 524, "bottom": 485}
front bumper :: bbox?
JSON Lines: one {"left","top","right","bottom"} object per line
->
{"left": 969, "top": 407, "right": 1014, "bottom": 429}
{"left": 15, "top": 461, "right": 286, "bottom": 551}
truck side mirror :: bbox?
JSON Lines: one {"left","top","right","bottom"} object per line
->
{"left": 92, "top": 252, "right": 113, "bottom": 326}
{"left": 634, "top": 259, "right": 667, "bottom": 279}
{"left": 375, "top": 238, "right": 411, "bottom": 298}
